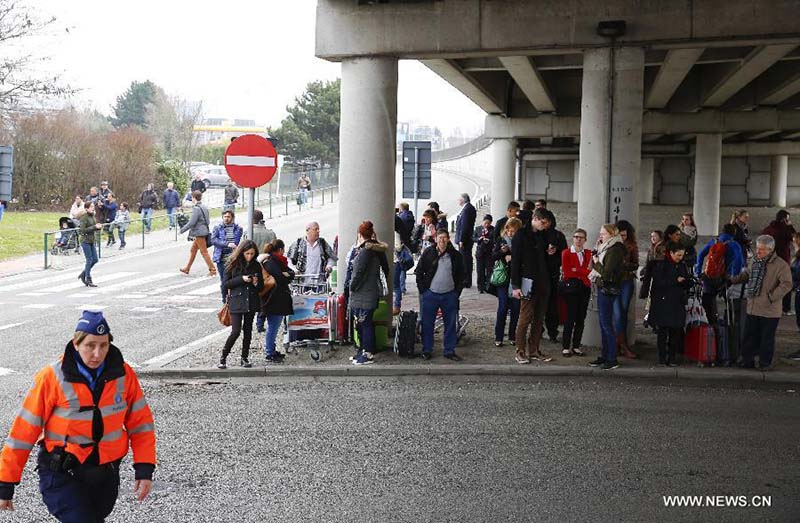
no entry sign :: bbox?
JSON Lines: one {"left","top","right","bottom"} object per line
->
{"left": 224, "top": 134, "right": 278, "bottom": 188}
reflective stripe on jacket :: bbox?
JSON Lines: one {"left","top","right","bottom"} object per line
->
{"left": 0, "top": 344, "right": 156, "bottom": 485}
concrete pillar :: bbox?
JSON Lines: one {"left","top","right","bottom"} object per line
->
{"left": 337, "top": 57, "right": 398, "bottom": 294}
{"left": 639, "top": 158, "right": 655, "bottom": 204}
{"left": 770, "top": 155, "right": 788, "bottom": 208}
{"left": 572, "top": 160, "right": 580, "bottom": 202}
{"left": 491, "top": 138, "right": 517, "bottom": 220}
{"left": 693, "top": 134, "right": 723, "bottom": 236}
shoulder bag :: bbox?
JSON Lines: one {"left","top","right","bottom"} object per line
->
{"left": 258, "top": 261, "right": 277, "bottom": 299}
{"left": 489, "top": 260, "right": 509, "bottom": 287}
{"left": 217, "top": 299, "right": 231, "bottom": 327}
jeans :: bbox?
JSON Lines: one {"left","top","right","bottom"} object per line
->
{"left": 167, "top": 207, "right": 176, "bottom": 228}
{"left": 223, "top": 311, "right": 256, "bottom": 362}
{"left": 796, "top": 291, "right": 800, "bottom": 331}
{"left": 515, "top": 289, "right": 549, "bottom": 358}
{"left": 352, "top": 307, "right": 376, "bottom": 353}
{"left": 217, "top": 261, "right": 227, "bottom": 302}
{"left": 81, "top": 242, "right": 98, "bottom": 281}
{"left": 116, "top": 226, "right": 126, "bottom": 247}
{"left": 657, "top": 326, "right": 683, "bottom": 364}
{"left": 494, "top": 286, "right": 520, "bottom": 342}
{"left": 393, "top": 261, "right": 404, "bottom": 309}
{"left": 597, "top": 291, "right": 619, "bottom": 363}
{"left": 741, "top": 314, "right": 780, "bottom": 367}
{"left": 421, "top": 289, "right": 459, "bottom": 355}
{"left": 299, "top": 188, "right": 309, "bottom": 205}
{"left": 612, "top": 279, "right": 635, "bottom": 335}
{"left": 459, "top": 241, "right": 474, "bottom": 288}
{"left": 563, "top": 285, "right": 591, "bottom": 350}
{"left": 141, "top": 207, "right": 153, "bottom": 232}
{"left": 264, "top": 314, "right": 284, "bottom": 356}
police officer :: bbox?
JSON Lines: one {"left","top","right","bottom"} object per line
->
{"left": 0, "top": 310, "right": 156, "bottom": 521}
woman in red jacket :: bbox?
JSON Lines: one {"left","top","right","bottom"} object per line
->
{"left": 560, "top": 228, "right": 592, "bottom": 357}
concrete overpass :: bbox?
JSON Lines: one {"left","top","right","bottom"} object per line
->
{"left": 316, "top": 0, "right": 800, "bottom": 286}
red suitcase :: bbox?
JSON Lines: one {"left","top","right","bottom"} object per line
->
{"left": 335, "top": 293, "right": 349, "bottom": 343}
{"left": 684, "top": 323, "right": 716, "bottom": 365}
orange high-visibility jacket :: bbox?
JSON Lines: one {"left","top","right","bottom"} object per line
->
{"left": 0, "top": 344, "right": 156, "bottom": 486}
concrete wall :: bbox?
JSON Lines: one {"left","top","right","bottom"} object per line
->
{"left": 432, "top": 141, "right": 495, "bottom": 188}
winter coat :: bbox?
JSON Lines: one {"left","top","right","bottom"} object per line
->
{"left": 224, "top": 259, "right": 264, "bottom": 314}
{"left": 163, "top": 189, "right": 181, "bottom": 209}
{"left": 398, "top": 210, "right": 415, "bottom": 236}
{"left": 648, "top": 258, "right": 693, "bottom": 329}
{"left": 249, "top": 224, "right": 276, "bottom": 252}
{"left": 745, "top": 253, "right": 793, "bottom": 318}
{"left": 349, "top": 240, "right": 390, "bottom": 310}
{"left": 259, "top": 254, "right": 294, "bottom": 316}
{"left": 733, "top": 222, "right": 751, "bottom": 256}
{"left": 455, "top": 203, "right": 477, "bottom": 245}
{"left": 78, "top": 213, "right": 97, "bottom": 244}
{"left": 139, "top": 190, "right": 158, "bottom": 210}
{"left": 590, "top": 238, "right": 627, "bottom": 292}
{"left": 472, "top": 225, "right": 495, "bottom": 257}
{"left": 694, "top": 233, "right": 745, "bottom": 279}
{"left": 180, "top": 204, "right": 211, "bottom": 238}
{"left": 510, "top": 228, "right": 550, "bottom": 293}
{"left": 415, "top": 243, "right": 465, "bottom": 295}
{"left": 114, "top": 209, "right": 131, "bottom": 232}
{"left": 224, "top": 184, "right": 239, "bottom": 204}
{"left": 103, "top": 201, "right": 118, "bottom": 223}
{"left": 190, "top": 179, "right": 207, "bottom": 193}
{"left": 211, "top": 223, "right": 244, "bottom": 263}
{"left": 762, "top": 220, "right": 796, "bottom": 263}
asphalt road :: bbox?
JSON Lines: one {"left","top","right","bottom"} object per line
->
{"left": 0, "top": 377, "right": 797, "bottom": 522}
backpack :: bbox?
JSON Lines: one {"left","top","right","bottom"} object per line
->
{"left": 702, "top": 239, "right": 728, "bottom": 283}
{"left": 409, "top": 224, "right": 424, "bottom": 254}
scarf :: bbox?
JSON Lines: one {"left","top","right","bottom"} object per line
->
{"left": 745, "top": 255, "right": 769, "bottom": 298}
{"left": 272, "top": 252, "right": 289, "bottom": 270}
{"left": 589, "top": 235, "right": 623, "bottom": 282}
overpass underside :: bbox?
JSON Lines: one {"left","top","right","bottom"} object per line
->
{"left": 316, "top": 0, "right": 800, "bottom": 267}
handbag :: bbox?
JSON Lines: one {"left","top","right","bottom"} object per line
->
{"left": 258, "top": 262, "right": 277, "bottom": 299}
{"left": 217, "top": 299, "right": 231, "bottom": 327}
{"left": 489, "top": 260, "right": 509, "bottom": 287}
{"left": 558, "top": 278, "right": 583, "bottom": 296}
{"left": 399, "top": 247, "right": 414, "bottom": 272}
{"left": 599, "top": 282, "right": 621, "bottom": 296}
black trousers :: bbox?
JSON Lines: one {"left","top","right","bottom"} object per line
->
{"left": 545, "top": 277, "right": 560, "bottom": 339}
{"left": 475, "top": 252, "right": 492, "bottom": 290}
{"left": 460, "top": 241, "right": 474, "bottom": 288}
{"left": 223, "top": 311, "right": 256, "bottom": 361}
{"left": 562, "top": 286, "right": 590, "bottom": 350}
{"left": 657, "top": 327, "right": 683, "bottom": 364}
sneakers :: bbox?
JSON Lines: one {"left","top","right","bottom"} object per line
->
{"left": 265, "top": 354, "right": 284, "bottom": 363}
{"left": 353, "top": 353, "right": 374, "bottom": 365}
{"left": 421, "top": 353, "right": 432, "bottom": 361}
{"left": 444, "top": 353, "right": 463, "bottom": 362}
{"left": 515, "top": 355, "right": 530, "bottom": 364}
{"left": 571, "top": 348, "right": 585, "bottom": 357}
{"left": 588, "top": 357, "right": 606, "bottom": 367}
{"left": 494, "top": 341, "right": 503, "bottom": 347}
{"left": 561, "top": 349, "right": 572, "bottom": 358}
{"left": 788, "top": 351, "right": 800, "bottom": 361}
{"left": 600, "top": 361, "right": 619, "bottom": 370}
{"left": 241, "top": 358, "right": 252, "bottom": 368}
{"left": 217, "top": 362, "right": 227, "bottom": 369}
{"left": 531, "top": 352, "right": 553, "bottom": 362}
{"left": 783, "top": 311, "right": 796, "bottom": 316}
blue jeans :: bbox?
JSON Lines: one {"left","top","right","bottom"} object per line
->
{"left": 742, "top": 314, "right": 780, "bottom": 367}
{"left": 597, "top": 291, "right": 619, "bottom": 362}
{"left": 352, "top": 307, "right": 376, "bottom": 353}
{"left": 421, "top": 289, "right": 459, "bottom": 355}
{"left": 613, "top": 279, "right": 635, "bottom": 335}
{"left": 81, "top": 242, "right": 98, "bottom": 281}
{"left": 393, "top": 261, "right": 406, "bottom": 308}
{"left": 299, "top": 188, "right": 309, "bottom": 204}
{"left": 494, "top": 286, "right": 520, "bottom": 342}
{"left": 167, "top": 207, "right": 176, "bottom": 228}
{"left": 264, "top": 314, "right": 284, "bottom": 356}
{"left": 217, "top": 261, "right": 227, "bottom": 302}
{"left": 141, "top": 207, "right": 153, "bottom": 231}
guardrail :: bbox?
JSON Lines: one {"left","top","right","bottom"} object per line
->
{"left": 42, "top": 185, "right": 340, "bottom": 269}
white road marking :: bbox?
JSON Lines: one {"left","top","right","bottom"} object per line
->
{"left": 23, "top": 304, "right": 55, "bottom": 309}
{"left": 0, "top": 368, "right": 16, "bottom": 376}
{"left": 118, "top": 294, "right": 148, "bottom": 299}
{"left": 0, "top": 271, "right": 85, "bottom": 293}
{"left": 131, "top": 307, "right": 162, "bottom": 312}
{"left": 70, "top": 293, "right": 95, "bottom": 298}
{"left": 184, "top": 308, "right": 217, "bottom": 313}
{"left": 17, "top": 292, "right": 47, "bottom": 297}
{"left": 165, "top": 295, "right": 197, "bottom": 303}
{"left": 143, "top": 328, "right": 231, "bottom": 367}
{"left": 148, "top": 278, "right": 211, "bottom": 295}
{"left": 47, "top": 272, "right": 139, "bottom": 294}
{"left": 187, "top": 283, "right": 223, "bottom": 296}
{"left": 0, "top": 322, "right": 25, "bottom": 331}
{"left": 75, "top": 273, "right": 177, "bottom": 295}
{"left": 75, "top": 304, "right": 106, "bottom": 310}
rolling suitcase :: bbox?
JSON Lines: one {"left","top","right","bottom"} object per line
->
{"left": 353, "top": 301, "right": 392, "bottom": 350}
{"left": 716, "top": 288, "right": 738, "bottom": 365}
{"left": 336, "top": 294, "right": 349, "bottom": 343}
{"left": 684, "top": 323, "right": 716, "bottom": 365}
{"left": 394, "top": 310, "right": 418, "bottom": 357}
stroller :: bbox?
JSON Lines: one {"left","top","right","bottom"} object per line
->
{"left": 51, "top": 217, "right": 81, "bottom": 256}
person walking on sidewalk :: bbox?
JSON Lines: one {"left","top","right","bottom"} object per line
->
{"left": 138, "top": 184, "right": 158, "bottom": 233}
{"left": 455, "top": 193, "right": 477, "bottom": 289}
{"left": 560, "top": 228, "right": 592, "bottom": 358}
{"left": 416, "top": 229, "right": 466, "bottom": 361}
{"left": 211, "top": 210, "right": 244, "bottom": 303}
{"left": 473, "top": 214, "right": 494, "bottom": 293}
{"left": 258, "top": 240, "right": 293, "bottom": 363}
{"left": 219, "top": 240, "right": 263, "bottom": 369}
{"left": 349, "top": 221, "right": 390, "bottom": 366}
{"left": 588, "top": 223, "right": 627, "bottom": 371}
{"left": 614, "top": 220, "right": 640, "bottom": 359}
{"left": 489, "top": 217, "right": 522, "bottom": 347}
{"left": 740, "top": 235, "right": 793, "bottom": 370}
{"left": 649, "top": 243, "right": 693, "bottom": 366}
{"left": 163, "top": 182, "right": 181, "bottom": 230}
{"left": 179, "top": 191, "right": 216, "bottom": 277}
{"left": 510, "top": 208, "right": 553, "bottom": 364}
{"left": 113, "top": 202, "right": 130, "bottom": 250}
{"left": 78, "top": 202, "right": 103, "bottom": 288}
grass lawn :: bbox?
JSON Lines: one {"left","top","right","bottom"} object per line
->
{"left": 0, "top": 210, "right": 171, "bottom": 262}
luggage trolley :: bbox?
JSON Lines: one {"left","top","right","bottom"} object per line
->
{"left": 283, "top": 274, "right": 338, "bottom": 362}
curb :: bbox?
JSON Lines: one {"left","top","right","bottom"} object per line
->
{"left": 137, "top": 364, "right": 800, "bottom": 385}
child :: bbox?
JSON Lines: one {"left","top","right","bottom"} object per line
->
{"left": 113, "top": 202, "right": 131, "bottom": 249}
{"left": 104, "top": 194, "right": 119, "bottom": 247}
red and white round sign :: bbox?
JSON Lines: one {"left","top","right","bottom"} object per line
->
{"left": 223, "top": 134, "right": 278, "bottom": 188}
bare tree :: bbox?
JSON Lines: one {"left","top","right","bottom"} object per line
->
{"left": 145, "top": 87, "right": 203, "bottom": 164}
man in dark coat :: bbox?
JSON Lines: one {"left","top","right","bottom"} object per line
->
{"left": 455, "top": 193, "right": 477, "bottom": 288}
{"left": 762, "top": 210, "right": 797, "bottom": 314}
{"left": 472, "top": 214, "right": 495, "bottom": 292}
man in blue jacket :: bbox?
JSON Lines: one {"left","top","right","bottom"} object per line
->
{"left": 163, "top": 182, "right": 182, "bottom": 230}
{"left": 211, "top": 210, "right": 244, "bottom": 302}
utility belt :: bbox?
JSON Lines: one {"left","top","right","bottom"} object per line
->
{"left": 38, "top": 445, "right": 120, "bottom": 485}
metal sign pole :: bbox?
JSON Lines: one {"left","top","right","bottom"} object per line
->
{"left": 413, "top": 147, "right": 419, "bottom": 220}
{"left": 248, "top": 187, "right": 255, "bottom": 240}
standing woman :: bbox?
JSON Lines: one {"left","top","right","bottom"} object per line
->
{"left": 649, "top": 244, "right": 693, "bottom": 365}
{"left": 490, "top": 217, "right": 522, "bottom": 347}
{"left": 179, "top": 190, "right": 216, "bottom": 277}
{"left": 560, "top": 228, "right": 592, "bottom": 357}
{"left": 259, "top": 240, "right": 294, "bottom": 363}
{"left": 420, "top": 209, "right": 438, "bottom": 252}
{"left": 615, "top": 220, "right": 639, "bottom": 359}
{"left": 639, "top": 230, "right": 665, "bottom": 300}
{"left": 349, "top": 221, "right": 390, "bottom": 366}
{"left": 588, "top": 224, "right": 627, "bottom": 370}
{"left": 679, "top": 213, "right": 698, "bottom": 268}
{"left": 219, "top": 240, "right": 263, "bottom": 369}
{"left": 0, "top": 311, "right": 156, "bottom": 520}
{"left": 731, "top": 209, "right": 752, "bottom": 258}
{"left": 78, "top": 201, "right": 103, "bottom": 287}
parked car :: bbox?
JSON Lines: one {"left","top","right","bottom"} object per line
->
{"left": 192, "top": 165, "right": 230, "bottom": 188}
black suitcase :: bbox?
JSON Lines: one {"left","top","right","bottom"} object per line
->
{"left": 717, "top": 288, "right": 738, "bottom": 365}
{"left": 394, "top": 310, "right": 418, "bottom": 358}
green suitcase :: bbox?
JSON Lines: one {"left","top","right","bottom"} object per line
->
{"left": 353, "top": 301, "right": 393, "bottom": 351}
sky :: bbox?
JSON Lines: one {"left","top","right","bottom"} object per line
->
{"left": 24, "top": 0, "right": 485, "bottom": 137}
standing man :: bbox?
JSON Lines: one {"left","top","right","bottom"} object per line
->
{"left": 398, "top": 202, "right": 415, "bottom": 235}
{"left": 223, "top": 180, "right": 239, "bottom": 212}
{"left": 84, "top": 186, "right": 100, "bottom": 206}
{"left": 455, "top": 193, "right": 477, "bottom": 289}
{"left": 511, "top": 208, "right": 553, "bottom": 364}
{"left": 762, "top": 210, "right": 797, "bottom": 315}
{"left": 493, "top": 201, "right": 521, "bottom": 242}
{"left": 98, "top": 180, "right": 112, "bottom": 201}
{"left": 190, "top": 173, "right": 207, "bottom": 194}
{"left": 211, "top": 210, "right": 244, "bottom": 302}
{"left": 163, "top": 182, "right": 181, "bottom": 230}
{"left": 138, "top": 183, "right": 158, "bottom": 234}
{"left": 104, "top": 193, "right": 119, "bottom": 247}
{"left": 415, "top": 229, "right": 465, "bottom": 361}
{"left": 541, "top": 208, "right": 568, "bottom": 343}
{"left": 287, "top": 221, "right": 337, "bottom": 286}
{"left": 472, "top": 214, "right": 494, "bottom": 293}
